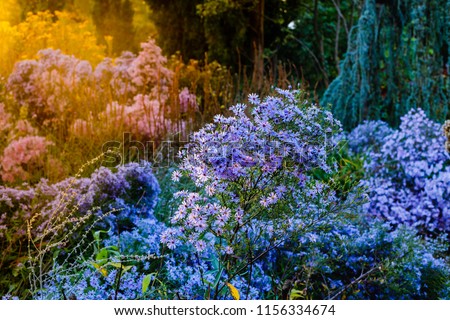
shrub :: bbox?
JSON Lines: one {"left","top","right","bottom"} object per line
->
{"left": 14, "top": 11, "right": 105, "bottom": 65}
{"left": 0, "top": 160, "right": 160, "bottom": 298}
{"left": 346, "top": 120, "right": 394, "bottom": 155}
{"left": 357, "top": 109, "right": 450, "bottom": 237}
{"left": 5, "top": 40, "right": 200, "bottom": 176}
{"left": 0, "top": 11, "right": 104, "bottom": 77}
{"left": 288, "top": 217, "right": 450, "bottom": 299}
{"left": 162, "top": 89, "right": 358, "bottom": 298}
{"left": 7, "top": 49, "right": 96, "bottom": 129}
{"left": 0, "top": 135, "right": 54, "bottom": 183}
{"left": 36, "top": 214, "right": 167, "bottom": 300}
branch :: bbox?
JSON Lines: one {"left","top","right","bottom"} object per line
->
{"left": 288, "top": 35, "right": 329, "bottom": 86}
{"left": 328, "top": 265, "right": 381, "bottom": 300}
{"left": 330, "top": 0, "right": 349, "bottom": 35}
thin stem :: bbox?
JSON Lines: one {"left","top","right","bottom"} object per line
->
{"left": 114, "top": 261, "right": 123, "bottom": 300}
{"left": 328, "top": 265, "right": 381, "bottom": 300}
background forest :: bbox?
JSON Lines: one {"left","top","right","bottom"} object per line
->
{"left": 0, "top": 0, "right": 449, "bottom": 300}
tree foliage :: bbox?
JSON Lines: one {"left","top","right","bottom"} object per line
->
{"left": 150, "top": 1, "right": 358, "bottom": 91}
{"left": 322, "top": 0, "right": 450, "bottom": 129}
{"left": 92, "top": 0, "right": 135, "bottom": 54}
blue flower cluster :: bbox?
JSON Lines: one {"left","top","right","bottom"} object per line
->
{"left": 36, "top": 210, "right": 166, "bottom": 300}
{"left": 161, "top": 89, "right": 346, "bottom": 298}
{"left": 291, "top": 217, "right": 450, "bottom": 299}
{"left": 0, "top": 161, "right": 160, "bottom": 298}
{"left": 35, "top": 211, "right": 450, "bottom": 300}
{"left": 0, "top": 161, "right": 160, "bottom": 239}
{"left": 356, "top": 109, "right": 450, "bottom": 236}
{"left": 38, "top": 265, "right": 145, "bottom": 300}
{"left": 163, "top": 235, "right": 273, "bottom": 300}
{"left": 36, "top": 211, "right": 273, "bottom": 300}
{"left": 27, "top": 97, "right": 450, "bottom": 301}
{"left": 346, "top": 120, "right": 394, "bottom": 155}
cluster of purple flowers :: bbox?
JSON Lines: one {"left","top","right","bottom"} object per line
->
{"left": 346, "top": 120, "right": 394, "bottom": 155}
{"left": 290, "top": 217, "right": 450, "bottom": 299}
{"left": 5, "top": 39, "right": 195, "bottom": 143}
{"left": 0, "top": 135, "right": 54, "bottom": 183}
{"left": 161, "top": 89, "right": 344, "bottom": 296}
{"left": 355, "top": 109, "right": 450, "bottom": 236}
{"left": 7, "top": 49, "right": 93, "bottom": 124}
{"left": 25, "top": 94, "right": 450, "bottom": 301}
{"left": 0, "top": 161, "right": 160, "bottom": 239}
{"left": 0, "top": 161, "right": 160, "bottom": 298}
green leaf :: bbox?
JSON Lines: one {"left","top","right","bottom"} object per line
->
{"left": 290, "top": 288, "right": 305, "bottom": 300}
{"left": 95, "top": 248, "right": 108, "bottom": 264}
{"left": 213, "top": 267, "right": 223, "bottom": 289}
{"left": 107, "top": 262, "right": 122, "bottom": 269}
{"left": 121, "top": 265, "right": 133, "bottom": 272}
{"left": 93, "top": 230, "right": 101, "bottom": 242}
{"left": 91, "top": 262, "right": 108, "bottom": 277}
{"left": 142, "top": 274, "right": 153, "bottom": 294}
{"left": 93, "top": 230, "right": 108, "bottom": 242}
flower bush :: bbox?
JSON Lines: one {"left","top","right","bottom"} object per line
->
{"left": 36, "top": 215, "right": 167, "bottom": 300}
{"left": 162, "top": 89, "right": 352, "bottom": 298}
{"left": 346, "top": 120, "right": 394, "bottom": 155}
{"left": 4, "top": 38, "right": 203, "bottom": 179}
{"left": 7, "top": 49, "right": 96, "bottom": 129}
{"left": 0, "top": 160, "right": 160, "bottom": 298}
{"left": 35, "top": 211, "right": 274, "bottom": 300}
{"left": 0, "top": 135, "right": 54, "bottom": 183}
{"left": 17, "top": 92, "right": 450, "bottom": 301}
{"left": 128, "top": 39, "right": 173, "bottom": 96}
{"left": 289, "top": 217, "right": 450, "bottom": 299}
{"left": 357, "top": 109, "right": 450, "bottom": 236}
{"left": 32, "top": 175, "right": 450, "bottom": 300}
{"left": 93, "top": 51, "right": 136, "bottom": 102}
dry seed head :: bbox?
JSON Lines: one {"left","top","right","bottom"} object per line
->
{"left": 444, "top": 121, "right": 450, "bottom": 152}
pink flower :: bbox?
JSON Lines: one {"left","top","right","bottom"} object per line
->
{"left": 224, "top": 246, "right": 234, "bottom": 255}
{"left": 179, "top": 87, "right": 198, "bottom": 113}
{"left": 1, "top": 136, "right": 53, "bottom": 183}
{"left": 171, "top": 170, "right": 182, "bottom": 182}
{"left": 128, "top": 39, "right": 173, "bottom": 93}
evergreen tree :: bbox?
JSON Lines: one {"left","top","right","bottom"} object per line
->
{"left": 322, "top": 0, "right": 450, "bottom": 129}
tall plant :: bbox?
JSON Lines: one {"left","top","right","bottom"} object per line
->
{"left": 162, "top": 89, "right": 357, "bottom": 298}
{"left": 322, "top": 0, "right": 450, "bottom": 129}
